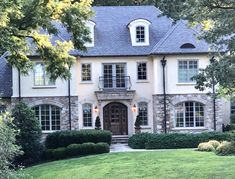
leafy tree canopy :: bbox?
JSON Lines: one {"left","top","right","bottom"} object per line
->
{"left": 0, "top": 0, "right": 93, "bottom": 80}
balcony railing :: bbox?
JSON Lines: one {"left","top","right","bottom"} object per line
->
{"left": 98, "top": 76, "right": 132, "bottom": 90}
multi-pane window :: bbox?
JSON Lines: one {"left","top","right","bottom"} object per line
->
{"left": 34, "top": 62, "right": 55, "bottom": 86}
{"left": 83, "top": 103, "right": 92, "bottom": 127}
{"left": 138, "top": 102, "right": 148, "bottom": 125}
{"left": 81, "top": 64, "right": 91, "bottom": 81}
{"left": 231, "top": 101, "right": 235, "bottom": 114}
{"left": 137, "top": 62, "right": 147, "bottom": 80}
{"left": 136, "top": 26, "right": 145, "bottom": 43}
{"left": 178, "top": 60, "right": 198, "bottom": 83}
{"left": 0, "top": 105, "right": 6, "bottom": 114}
{"left": 175, "top": 101, "right": 204, "bottom": 128}
{"left": 32, "top": 105, "right": 61, "bottom": 131}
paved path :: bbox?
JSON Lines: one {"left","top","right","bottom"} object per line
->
{"left": 110, "top": 144, "right": 196, "bottom": 153}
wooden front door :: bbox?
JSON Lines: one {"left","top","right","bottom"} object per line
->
{"left": 103, "top": 102, "right": 128, "bottom": 135}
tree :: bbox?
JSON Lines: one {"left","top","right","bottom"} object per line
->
{"left": 12, "top": 102, "right": 42, "bottom": 166}
{"left": 155, "top": 0, "right": 235, "bottom": 96}
{"left": 95, "top": 116, "right": 101, "bottom": 130}
{"left": 0, "top": 112, "right": 23, "bottom": 179}
{"left": 0, "top": 0, "right": 93, "bottom": 80}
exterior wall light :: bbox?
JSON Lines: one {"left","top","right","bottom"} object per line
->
{"left": 94, "top": 106, "right": 99, "bottom": 113}
{"left": 132, "top": 104, "right": 137, "bottom": 112}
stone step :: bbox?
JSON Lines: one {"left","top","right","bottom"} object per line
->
{"left": 112, "top": 136, "right": 129, "bottom": 144}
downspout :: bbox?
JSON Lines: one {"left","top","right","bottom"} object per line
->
{"left": 18, "top": 68, "right": 21, "bottom": 101}
{"left": 161, "top": 56, "right": 167, "bottom": 133}
{"left": 68, "top": 68, "right": 72, "bottom": 131}
{"left": 210, "top": 56, "right": 216, "bottom": 131}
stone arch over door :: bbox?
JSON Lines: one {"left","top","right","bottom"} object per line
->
{"left": 103, "top": 102, "right": 128, "bottom": 135}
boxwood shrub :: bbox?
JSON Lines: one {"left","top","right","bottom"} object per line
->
{"left": 128, "top": 132, "right": 233, "bottom": 149}
{"left": 45, "top": 130, "right": 112, "bottom": 149}
{"left": 44, "top": 142, "right": 110, "bottom": 160}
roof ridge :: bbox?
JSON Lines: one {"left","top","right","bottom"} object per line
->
{"left": 150, "top": 21, "right": 182, "bottom": 54}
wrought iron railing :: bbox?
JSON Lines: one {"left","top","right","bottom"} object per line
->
{"left": 98, "top": 76, "right": 132, "bottom": 90}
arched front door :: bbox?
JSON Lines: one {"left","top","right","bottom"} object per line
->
{"left": 103, "top": 102, "right": 128, "bottom": 135}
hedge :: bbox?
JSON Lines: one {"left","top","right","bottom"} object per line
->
{"left": 128, "top": 132, "right": 233, "bottom": 149}
{"left": 45, "top": 130, "right": 112, "bottom": 149}
{"left": 44, "top": 142, "right": 110, "bottom": 160}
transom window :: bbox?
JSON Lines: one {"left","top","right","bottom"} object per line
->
{"left": 34, "top": 62, "right": 55, "bottom": 86}
{"left": 138, "top": 102, "right": 148, "bottom": 126}
{"left": 136, "top": 26, "right": 145, "bottom": 43}
{"left": 137, "top": 62, "right": 147, "bottom": 80}
{"left": 178, "top": 60, "right": 198, "bottom": 83}
{"left": 83, "top": 103, "right": 92, "bottom": 127}
{"left": 81, "top": 63, "right": 91, "bottom": 81}
{"left": 32, "top": 104, "right": 61, "bottom": 131}
{"left": 0, "top": 105, "right": 6, "bottom": 114}
{"left": 175, "top": 101, "right": 204, "bottom": 128}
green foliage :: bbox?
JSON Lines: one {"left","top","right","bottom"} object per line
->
{"left": 95, "top": 116, "right": 101, "bottom": 130}
{"left": 12, "top": 102, "right": 42, "bottom": 166}
{"left": 134, "top": 115, "right": 141, "bottom": 128}
{"left": 157, "top": 0, "right": 235, "bottom": 96}
{"left": 128, "top": 132, "right": 233, "bottom": 149}
{"left": 44, "top": 142, "right": 110, "bottom": 160}
{"left": 45, "top": 130, "right": 112, "bottom": 149}
{"left": 215, "top": 141, "right": 235, "bottom": 156}
{"left": 198, "top": 142, "right": 215, "bottom": 152}
{"left": 0, "top": 112, "right": 23, "bottom": 179}
{"left": 0, "top": 0, "right": 93, "bottom": 80}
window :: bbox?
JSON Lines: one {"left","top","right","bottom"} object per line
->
{"left": 137, "top": 62, "right": 147, "bottom": 80}
{"left": 32, "top": 105, "right": 61, "bottom": 131}
{"left": 0, "top": 105, "right": 6, "bottom": 114}
{"left": 136, "top": 26, "right": 145, "bottom": 43}
{"left": 81, "top": 64, "right": 91, "bottom": 81}
{"left": 231, "top": 101, "right": 235, "bottom": 114}
{"left": 175, "top": 101, "right": 204, "bottom": 128}
{"left": 83, "top": 103, "right": 92, "bottom": 127}
{"left": 34, "top": 62, "right": 55, "bottom": 86}
{"left": 180, "top": 43, "right": 196, "bottom": 49}
{"left": 138, "top": 102, "right": 148, "bottom": 125}
{"left": 84, "top": 21, "right": 96, "bottom": 47}
{"left": 178, "top": 60, "right": 198, "bottom": 83}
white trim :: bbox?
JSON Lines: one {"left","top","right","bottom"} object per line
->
{"left": 84, "top": 21, "right": 96, "bottom": 47}
{"left": 81, "top": 63, "right": 92, "bottom": 82}
{"left": 172, "top": 127, "right": 207, "bottom": 130}
{"left": 32, "top": 86, "right": 56, "bottom": 89}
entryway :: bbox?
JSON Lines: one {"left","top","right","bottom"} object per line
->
{"left": 103, "top": 102, "right": 128, "bottom": 135}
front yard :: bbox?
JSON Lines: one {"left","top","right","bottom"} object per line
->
{"left": 25, "top": 150, "right": 235, "bottom": 179}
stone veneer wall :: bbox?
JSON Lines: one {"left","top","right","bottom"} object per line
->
{"left": 11, "top": 96, "right": 79, "bottom": 131}
{"left": 153, "top": 93, "right": 223, "bottom": 133}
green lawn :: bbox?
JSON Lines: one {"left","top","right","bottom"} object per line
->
{"left": 24, "top": 150, "right": 235, "bottom": 179}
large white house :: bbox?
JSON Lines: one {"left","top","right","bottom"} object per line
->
{"left": 0, "top": 6, "right": 233, "bottom": 136}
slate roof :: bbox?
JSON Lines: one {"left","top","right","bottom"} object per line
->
{"left": 0, "top": 58, "right": 12, "bottom": 97}
{"left": 68, "top": 6, "right": 210, "bottom": 56}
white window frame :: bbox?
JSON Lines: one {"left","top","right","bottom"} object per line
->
{"left": 33, "top": 62, "right": 55, "bottom": 87}
{"left": 84, "top": 21, "right": 96, "bottom": 47}
{"left": 82, "top": 103, "right": 93, "bottom": 127}
{"left": 81, "top": 63, "right": 92, "bottom": 82}
{"left": 137, "top": 62, "right": 147, "bottom": 80}
{"left": 178, "top": 59, "right": 199, "bottom": 83}
{"left": 138, "top": 102, "right": 148, "bottom": 126}
{"left": 128, "top": 19, "right": 151, "bottom": 46}
{"left": 174, "top": 101, "right": 205, "bottom": 129}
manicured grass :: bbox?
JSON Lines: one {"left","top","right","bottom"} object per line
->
{"left": 24, "top": 150, "right": 235, "bottom": 179}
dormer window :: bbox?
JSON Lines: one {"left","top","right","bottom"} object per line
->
{"left": 136, "top": 26, "right": 145, "bottom": 43}
{"left": 128, "top": 19, "right": 151, "bottom": 46}
{"left": 85, "top": 21, "right": 96, "bottom": 47}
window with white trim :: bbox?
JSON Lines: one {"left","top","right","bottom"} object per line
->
{"left": 81, "top": 63, "right": 91, "bottom": 81}
{"left": 83, "top": 103, "right": 92, "bottom": 127}
{"left": 136, "top": 26, "right": 145, "bottom": 43}
{"left": 178, "top": 60, "right": 198, "bottom": 83}
{"left": 175, "top": 101, "right": 204, "bottom": 128}
{"left": 138, "top": 102, "right": 148, "bottom": 126}
{"left": 231, "top": 101, "right": 235, "bottom": 114}
{"left": 34, "top": 62, "right": 55, "bottom": 86}
{"left": 137, "top": 62, "right": 147, "bottom": 80}
{"left": 32, "top": 104, "right": 61, "bottom": 131}
{"left": 84, "top": 21, "right": 95, "bottom": 47}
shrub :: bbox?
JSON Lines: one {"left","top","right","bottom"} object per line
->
{"left": 45, "top": 130, "right": 112, "bottom": 149}
{"left": 0, "top": 112, "right": 23, "bottom": 178}
{"left": 12, "top": 102, "right": 42, "bottom": 166}
{"left": 95, "top": 116, "right": 101, "bottom": 130}
{"left": 198, "top": 142, "right": 215, "bottom": 152}
{"left": 128, "top": 133, "right": 152, "bottom": 149}
{"left": 134, "top": 115, "right": 141, "bottom": 128}
{"left": 129, "top": 132, "right": 233, "bottom": 149}
{"left": 215, "top": 141, "right": 235, "bottom": 156}
{"left": 208, "top": 140, "right": 220, "bottom": 149}
{"left": 44, "top": 142, "right": 110, "bottom": 160}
